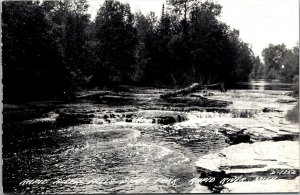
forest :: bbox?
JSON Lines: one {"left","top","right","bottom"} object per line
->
{"left": 2, "top": 0, "right": 299, "bottom": 103}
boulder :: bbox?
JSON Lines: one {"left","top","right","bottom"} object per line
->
{"left": 218, "top": 124, "right": 251, "bottom": 145}
{"left": 262, "top": 107, "right": 282, "bottom": 113}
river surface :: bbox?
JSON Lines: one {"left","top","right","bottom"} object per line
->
{"left": 235, "top": 79, "right": 293, "bottom": 91}
{"left": 3, "top": 80, "right": 298, "bottom": 193}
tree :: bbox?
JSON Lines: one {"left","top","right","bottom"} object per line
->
{"left": 262, "top": 43, "right": 298, "bottom": 82}
{"left": 41, "top": 0, "right": 91, "bottom": 87}
{"left": 281, "top": 44, "right": 299, "bottom": 82}
{"left": 133, "top": 11, "right": 157, "bottom": 84}
{"left": 188, "top": 1, "right": 232, "bottom": 84}
{"left": 250, "top": 56, "right": 264, "bottom": 79}
{"left": 2, "top": 1, "right": 72, "bottom": 102}
{"left": 167, "top": 0, "right": 196, "bottom": 37}
{"left": 94, "top": 0, "right": 137, "bottom": 86}
{"left": 262, "top": 43, "right": 288, "bottom": 80}
{"left": 228, "top": 29, "right": 255, "bottom": 82}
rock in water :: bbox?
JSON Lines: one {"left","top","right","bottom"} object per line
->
{"left": 152, "top": 114, "right": 188, "bottom": 125}
{"left": 219, "top": 124, "right": 251, "bottom": 145}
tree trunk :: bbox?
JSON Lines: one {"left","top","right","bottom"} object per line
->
{"left": 160, "top": 82, "right": 225, "bottom": 99}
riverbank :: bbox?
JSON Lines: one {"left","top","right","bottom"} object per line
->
{"left": 188, "top": 89, "right": 299, "bottom": 193}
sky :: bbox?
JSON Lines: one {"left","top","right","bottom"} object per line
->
{"left": 87, "top": 0, "right": 299, "bottom": 58}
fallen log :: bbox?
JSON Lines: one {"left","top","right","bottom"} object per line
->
{"left": 160, "top": 82, "right": 225, "bottom": 99}
{"left": 77, "top": 91, "right": 110, "bottom": 100}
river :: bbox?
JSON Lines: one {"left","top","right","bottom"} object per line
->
{"left": 3, "top": 80, "right": 299, "bottom": 193}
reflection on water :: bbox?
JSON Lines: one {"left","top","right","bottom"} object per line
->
{"left": 235, "top": 79, "right": 293, "bottom": 91}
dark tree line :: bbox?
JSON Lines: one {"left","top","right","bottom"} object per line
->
{"left": 3, "top": 0, "right": 257, "bottom": 103}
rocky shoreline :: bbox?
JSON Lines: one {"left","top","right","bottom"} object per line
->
{"left": 194, "top": 141, "right": 299, "bottom": 193}
{"left": 189, "top": 90, "right": 299, "bottom": 193}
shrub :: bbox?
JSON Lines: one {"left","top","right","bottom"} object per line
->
{"left": 292, "top": 75, "right": 299, "bottom": 97}
{"left": 286, "top": 102, "right": 299, "bottom": 123}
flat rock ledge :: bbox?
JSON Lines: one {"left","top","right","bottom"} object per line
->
{"left": 219, "top": 124, "right": 299, "bottom": 144}
{"left": 193, "top": 141, "right": 299, "bottom": 193}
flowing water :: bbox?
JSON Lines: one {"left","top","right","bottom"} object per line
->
{"left": 235, "top": 79, "right": 293, "bottom": 90}
{"left": 3, "top": 80, "right": 298, "bottom": 194}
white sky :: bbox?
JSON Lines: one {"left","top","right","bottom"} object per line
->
{"left": 87, "top": 0, "right": 299, "bottom": 58}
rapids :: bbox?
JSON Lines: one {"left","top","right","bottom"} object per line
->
{"left": 3, "top": 81, "right": 298, "bottom": 193}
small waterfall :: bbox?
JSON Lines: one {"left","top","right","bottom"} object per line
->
{"left": 56, "top": 107, "right": 260, "bottom": 128}
{"left": 131, "top": 117, "right": 153, "bottom": 124}
{"left": 189, "top": 109, "right": 259, "bottom": 119}
{"left": 152, "top": 115, "right": 188, "bottom": 125}
{"left": 231, "top": 109, "right": 258, "bottom": 118}
{"left": 57, "top": 108, "right": 189, "bottom": 126}
{"left": 190, "top": 108, "right": 232, "bottom": 118}
{"left": 195, "top": 112, "right": 232, "bottom": 118}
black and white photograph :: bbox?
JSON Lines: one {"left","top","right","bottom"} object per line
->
{"left": 2, "top": 0, "right": 299, "bottom": 193}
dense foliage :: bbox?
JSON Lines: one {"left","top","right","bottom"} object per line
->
{"left": 251, "top": 43, "right": 299, "bottom": 82}
{"left": 3, "top": 0, "right": 259, "bottom": 102}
